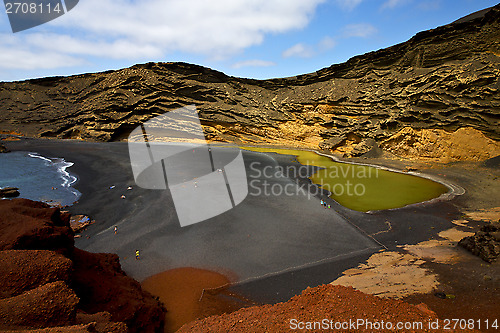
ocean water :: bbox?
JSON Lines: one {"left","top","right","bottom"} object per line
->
{"left": 0, "top": 151, "right": 81, "bottom": 207}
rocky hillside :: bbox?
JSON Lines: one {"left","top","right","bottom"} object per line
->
{"left": 0, "top": 5, "right": 499, "bottom": 158}
{"left": 177, "top": 284, "right": 476, "bottom": 333}
{"left": 0, "top": 199, "right": 165, "bottom": 333}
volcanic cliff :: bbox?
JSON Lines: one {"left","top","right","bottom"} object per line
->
{"left": 0, "top": 5, "right": 499, "bottom": 160}
{"left": 0, "top": 199, "right": 166, "bottom": 333}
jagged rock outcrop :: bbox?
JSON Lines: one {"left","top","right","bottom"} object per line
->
{"left": 459, "top": 223, "right": 500, "bottom": 263}
{"left": 0, "top": 5, "right": 498, "bottom": 158}
{"left": 0, "top": 199, "right": 165, "bottom": 332}
{"left": 0, "top": 187, "right": 19, "bottom": 198}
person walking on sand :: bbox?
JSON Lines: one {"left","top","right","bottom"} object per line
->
{"left": 135, "top": 250, "right": 140, "bottom": 260}
{"left": 114, "top": 226, "right": 117, "bottom": 234}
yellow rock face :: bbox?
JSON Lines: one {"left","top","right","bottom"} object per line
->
{"left": 381, "top": 127, "right": 500, "bottom": 162}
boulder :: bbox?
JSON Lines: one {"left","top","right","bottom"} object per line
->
{"left": 319, "top": 136, "right": 347, "bottom": 150}
{"left": 459, "top": 223, "right": 500, "bottom": 263}
{"left": 350, "top": 138, "right": 379, "bottom": 157}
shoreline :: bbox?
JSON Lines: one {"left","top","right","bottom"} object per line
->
{"left": 0, "top": 149, "right": 81, "bottom": 207}
{"left": 3, "top": 141, "right": 465, "bottom": 213}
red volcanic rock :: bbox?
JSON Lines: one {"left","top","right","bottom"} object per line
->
{"left": 0, "top": 199, "right": 165, "bottom": 332}
{"left": 76, "top": 311, "right": 128, "bottom": 333}
{"left": 0, "top": 281, "right": 79, "bottom": 330}
{"left": 178, "top": 284, "right": 478, "bottom": 333}
{"left": 71, "top": 248, "right": 165, "bottom": 333}
{"left": 0, "top": 199, "right": 74, "bottom": 253}
{"left": 6, "top": 322, "right": 127, "bottom": 333}
{"left": 10, "top": 324, "right": 97, "bottom": 332}
{"left": 0, "top": 250, "right": 72, "bottom": 298}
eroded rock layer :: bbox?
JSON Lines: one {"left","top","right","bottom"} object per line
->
{"left": 0, "top": 5, "right": 499, "bottom": 159}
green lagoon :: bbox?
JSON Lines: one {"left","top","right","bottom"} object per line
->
{"left": 242, "top": 147, "right": 448, "bottom": 212}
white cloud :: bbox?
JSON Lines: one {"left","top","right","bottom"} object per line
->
{"left": 417, "top": 0, "right": 440, "bottom": 11}
{"left": 381, "top": 0, "right": 411, "bottom": 10}
{"left": 282, "top": 43, "right": 315, "bottom": 58}
{"left": 0, "top": 0, "right": 326, "bottom": 70}
{"left": 231, "top": 59, "right": 276, "bottom": 69}
{"left": 55, "top": 0, "right": 325, "bottom": 58}
{"left": 0, "top": 33, "right": 85, "bottom": 70}
{"left": 25, "top": 34, "right": 164, "bottom": 59}
{"left": 0, "top": 47, "right": 85, "bottom": 70}
{"left": 342, "top": 23, "right": 377, "bottom": 38}
{"left": 335, "top": 0, "right": 363, "bottom": 11}
{"left": 318, "top": 36, "right": 336, "bottom": 51}
{"left": 282, "top": 35, "right": 336, "bottom": 59}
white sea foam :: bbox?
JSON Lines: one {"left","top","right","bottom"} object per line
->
{"left": 28, "top": 153, "right": 78, "bottom": 188}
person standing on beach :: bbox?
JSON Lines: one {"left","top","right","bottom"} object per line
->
{"left": 135, "top": 250, "right": 140, "bottom": 260}
{"left": 114, "top": 226, "right": 117, "bottom": 234}
{"left": 321, "top": 199, "right": 327, "bottom": 208}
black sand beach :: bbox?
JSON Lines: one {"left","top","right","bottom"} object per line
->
{"left": 5, "top": 138, "right": 468, "bottom": 303}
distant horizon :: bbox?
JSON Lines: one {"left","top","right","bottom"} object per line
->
{"left": 0, "top": 0, "right": 496, "bottom": 82}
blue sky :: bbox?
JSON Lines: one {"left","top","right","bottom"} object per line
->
{"left": 0, "top": 0, "right": 496, "bottom": 81}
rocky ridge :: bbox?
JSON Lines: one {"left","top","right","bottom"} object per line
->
{"left": 0, "top": 5, "right": 499, "bottom": 160}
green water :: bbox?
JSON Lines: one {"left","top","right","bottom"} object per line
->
{"left": 241, "top": 146, "right": 448, "bottom": 212}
